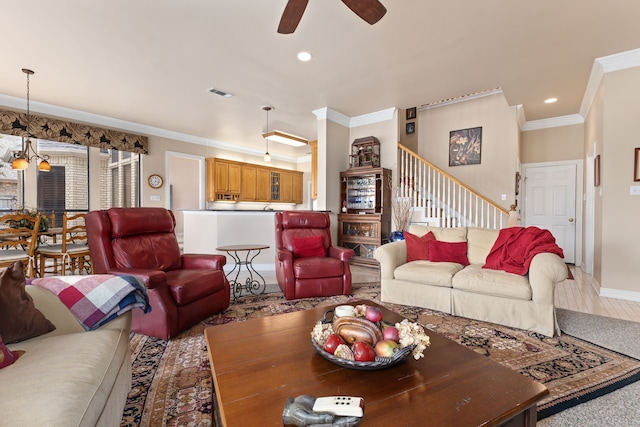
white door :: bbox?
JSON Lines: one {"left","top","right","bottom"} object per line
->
{"left": 523, "top": 163, "right": 576, "bottom": 264}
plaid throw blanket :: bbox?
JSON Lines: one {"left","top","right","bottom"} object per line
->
{"left": 32, "top": 274, "right": 151, "bottom": 331}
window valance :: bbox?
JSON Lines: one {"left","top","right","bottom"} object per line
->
{"left": 0, "top": 109, "right": 148, "bottom": 154}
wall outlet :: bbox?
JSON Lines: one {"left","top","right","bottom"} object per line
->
{"left": 150, "top": 195, "right": 161, "bottom": 201}
{"left": 501, "top": 194, "right": 507, "bottom": 201}
{"left": 631, "top": 186, "right": 640, "bottom": 196}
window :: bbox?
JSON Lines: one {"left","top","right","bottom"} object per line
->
{"left": 103, "top": 149, "right": 139, "bottom": 208}
{"left": 0, "top": 134, "right": 23, "bottom": 211}
{"left": 0, "top": 133, "right": 140, "bottom": 213}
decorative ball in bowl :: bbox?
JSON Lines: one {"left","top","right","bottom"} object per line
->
{"left": 310, "top": 304, "right": 430, "bottom": 370}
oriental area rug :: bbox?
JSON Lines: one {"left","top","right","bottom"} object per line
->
{"left": 120, "top": 282, "right": 640, "bottom": 426}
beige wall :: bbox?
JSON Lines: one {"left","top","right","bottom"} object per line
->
{"left": 599, "top": 67, "right": 640, "bottom": 294}
{"left": 521, "top": 124, "right": 584, "bottom": 164}
{"left": 418, "top": 93, "right": 519, "bottom": 209}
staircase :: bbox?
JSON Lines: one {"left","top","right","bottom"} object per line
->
{"left": 397, "top": 144, "right": 512, "bottom": 230}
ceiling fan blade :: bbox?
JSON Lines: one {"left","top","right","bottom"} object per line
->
{"left": 278, "top": 0, "right": 309, "bottom": 34}
{"left": 341, "top": 0, "right": 387, "bottom": 25}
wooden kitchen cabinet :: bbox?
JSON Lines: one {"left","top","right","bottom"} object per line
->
{"left": 207, "top": 158, "right": 303, "bottom": 204}
{"left": 240, "top": 165, "right": 257, "bottom": 201}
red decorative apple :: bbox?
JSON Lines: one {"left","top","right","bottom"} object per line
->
{"left": 352, "top": 341, "right": 376, "bottom": 362}
{"left": 365, "top": 306, "right": 383, "bottom": 323}
{"left": 323, "top": 334, "right": 345, "bottom": 355}
{"left": 374, "top": 339, "right": 399, "bottom": 357}
{"left": 382, "top": 325, "right": 400, "bottom": 343}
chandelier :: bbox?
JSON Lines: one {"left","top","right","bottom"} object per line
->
{"left": 12, "top": 68, "right": 51, "bottom": 172}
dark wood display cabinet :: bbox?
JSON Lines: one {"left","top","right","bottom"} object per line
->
{"left": 338, "top": 167, "right": 391, "bottom": 266}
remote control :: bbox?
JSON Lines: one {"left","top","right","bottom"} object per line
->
{"left": 312, "top": 396, "right": 364, "bottom": 417}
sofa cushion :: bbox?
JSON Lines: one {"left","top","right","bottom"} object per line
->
{"left": 429, "top": 241, "right": 470, "bottom": 266}
{"left": 166, "top": 269, "right": 227, "bottom": 306}
{"left": 394, "top": 261, "right": 463, "bottom": 287}
{"left": 0, "top": 261, "right": 55, "bottom": 343}
{"left": 466, "top": 228, "right": 499, "bottom": 265}
{"left": 1, "top": 328, "right": 129, "bottom": 426}
{"left": 293, "top": 257, "right": 344, "bottom": 279}
{"left": 408, "top": 225, "right": 467, "bottom": 242}
{"left": 293, "top": 235, "right": 326, "bottom": 258}
{"left": 405, "top": 231, "right": 436, "bottom": 262}
{"left": 452, "top": 264, "right": 532, "bottom": 300}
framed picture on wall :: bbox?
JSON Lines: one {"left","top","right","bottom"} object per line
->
{"left": 634, "top": 148, "right": 640, "bottom": 181}
{"left": 406, "top": 107, "right": 417, "bottom": 120}
{"left": 594, "top": 154, "right": 601, "bottom": 187}
{"left": 449, "top": 126, "right": 482, "bottom": 166}
{"left": 406, "top": 122, "right": 415, "bottom": 135}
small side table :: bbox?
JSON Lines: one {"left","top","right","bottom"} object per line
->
{"left": 216, "top": 244, "right": 269, "bottom": 300}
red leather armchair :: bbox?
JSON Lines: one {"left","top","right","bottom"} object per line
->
{"left": 86, "top": 207, "right": 230, "bottom": 340}
{"left": 275, "top": 211, "right": 354, "bottom": 300}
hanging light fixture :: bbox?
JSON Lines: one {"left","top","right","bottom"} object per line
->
{"left": 262, "top": 105, "right": 272, "bottom": 162}
{"left": 12, "top": 68, "right": 51, "bottom": 172}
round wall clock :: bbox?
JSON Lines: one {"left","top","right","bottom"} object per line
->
{"left": 147, "top": 174, "right": 164, "bottom": 189}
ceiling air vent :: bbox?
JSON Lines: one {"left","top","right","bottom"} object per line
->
{"left": 208, "top": 87, "right": 234, "bottom": 98}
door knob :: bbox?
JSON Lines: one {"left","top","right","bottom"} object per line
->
{"left": 568, "top": 218, "right": 574, "bottom": 222}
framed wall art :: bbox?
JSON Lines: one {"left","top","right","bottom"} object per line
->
{"left": 449, "top": 126, "right": 482, "bottom": 166}
{"left": 594, "top": 154, "right": 601, "bottom": 187}
{"left": 406, "top": 107, "right": 416, "bottom": 120}
{"left": 635, "top": 148, "right": 640, "bottom": 182}
{"left": 406, "top": 122, "right": 415, "bottom": 135}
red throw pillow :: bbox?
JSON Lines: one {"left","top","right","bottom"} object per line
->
{"left": 405, "top": 231, "right": 436, "bottom": 262}
{"left": 0, "top": 334, "right": 24, "bottom": 369}
{"left": 292, "top": 235, "right": 325, "bottom": 258}
{"left": 428, "top": 240, "right": 470, "bottom": 266}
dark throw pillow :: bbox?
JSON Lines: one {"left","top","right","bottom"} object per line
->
{"left": 405, "top": 231, "right": 436, "bottom": 262}
{"left": 0, "top": 261, "right": 55, "bottom": 343}
{"left": 292, "top": 235, "right": 326, "bottom": 258}
{"left": 428, "top": 240, "right": 470, "bottom": 266}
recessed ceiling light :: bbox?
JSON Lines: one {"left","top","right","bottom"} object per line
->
{"left": 297, "top": 51, "right": 312, "bottom": 62}
{"left": 544, "top": 97, "right": 558, "bottom": 104}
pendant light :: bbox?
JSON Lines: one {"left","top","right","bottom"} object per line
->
{"left": 262, "top": 105, "right": 272, "bottom": 162}
{"left": 12, "top": 68, "right": 51, "bottom": 171}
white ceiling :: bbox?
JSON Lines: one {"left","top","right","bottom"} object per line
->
{"left": 1, "top": 0, "right": 640, "bottom": 159}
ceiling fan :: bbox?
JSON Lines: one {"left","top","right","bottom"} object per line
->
{"left": 278, "top": 0, "right": 387, "bottom": 34}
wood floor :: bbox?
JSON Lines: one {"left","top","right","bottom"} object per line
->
{"left": 556, "top": 265, "right": 640, "bottom": 322}
{"left": 351, "top": 264, "right": 640, "bottom": 323}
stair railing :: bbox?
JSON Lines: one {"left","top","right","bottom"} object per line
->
{"left": 397, "top": 144, "right": 511, "bottom": 230}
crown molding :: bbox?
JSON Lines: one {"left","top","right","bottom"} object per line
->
{"left": 0, "top": 94, "right": 302, "bottom": 163}
{"left": 521, "top": 114, "right": 584, "bottom": 132}
{"left": 580, "top": 48, "right": 640, "bottom": 120}
{"left": 313, "top": 106, "right": 397, "bottom": 128}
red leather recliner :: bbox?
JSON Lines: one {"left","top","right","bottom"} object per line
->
{"left": 275, "top": 211, "right": 354, "bottom": 300}
{"left": 86, "top": 207, "right": 230, "bottom": 340}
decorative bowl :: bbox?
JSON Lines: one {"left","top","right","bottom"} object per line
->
{"left": 311, "top": 310, "right": 415, "bottom": 370}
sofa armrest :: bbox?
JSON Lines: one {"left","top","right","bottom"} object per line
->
{"left": 329, "top": 246, "right": 355, "bottom": 263}
{"left": 528, "top": 252, "right": 568, "bottom": 304}
{"left": 182, "top": 253, "right": 227, "bottom": 270}
{"left": 107, "top": 268, "right": 167, "bottom": 290}
{"left": 25, "top": 286, "right": 132, "bottom": 338}
{"left": 374, "top": 241, "right": 407, "bottom": 280}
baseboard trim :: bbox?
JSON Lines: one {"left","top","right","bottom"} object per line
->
{"left": 600, "top": 287, "right": 640, "bottom": 302}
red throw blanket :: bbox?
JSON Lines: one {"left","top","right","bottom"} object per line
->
{"left": 483, "top": 226, "right": 564, "bottom": 275}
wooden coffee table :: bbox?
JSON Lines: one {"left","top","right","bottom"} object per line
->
{"left": 204, "top": 300, "right": 548, "bottom": 426}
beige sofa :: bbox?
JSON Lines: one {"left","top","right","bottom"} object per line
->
{"left": 374, "top": 225, "right": 568, "bottom": 337}
{"left": 1, "top": 285, "right": 132, "bottom": 427}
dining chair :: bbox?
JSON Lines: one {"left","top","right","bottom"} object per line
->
{"left": 0, "top": 212, "right": 41, "bottom": 277}
{"left": 37, "top": 212, "right": 92, "bottom": 276}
